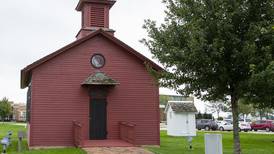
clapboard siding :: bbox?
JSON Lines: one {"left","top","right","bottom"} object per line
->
{"left": 29, "top": 35, "right": 160, "bottom": 147}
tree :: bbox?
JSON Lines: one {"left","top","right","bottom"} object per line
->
{"left": 238, "top": 99, "right": 255, "bottom": 120}
{"left": 142, "top": 0, "right": 274, "bottom": 153}
{"left": 206, "top": 101, "right": 230, "bottom": 118}
{"left": 196, "top": 111, "right": 203, "bottom": 119}
{"left": 159, "top": 95, "right": 170, "bottom": 105}
{"left": 217, "top": 117, "right": 224, "bottom": 121}
{"left": 0, "top": 97, "right": 12, "bottom": 122}
{"left": 246, "top": 62, "right": 274, "bottom": 108}
{"left": 239, "top": 98, "right": 274, "bottom": 120}
{"left": 257, "top": 107, "right": 273, "bottom": 120}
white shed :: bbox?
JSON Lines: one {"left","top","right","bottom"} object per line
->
{"left": 165, "top": 101, "right": 197, "bottom": 137}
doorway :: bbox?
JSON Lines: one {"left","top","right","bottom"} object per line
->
{"left": 89, "top": 99, "right": 107, "bottom": 140}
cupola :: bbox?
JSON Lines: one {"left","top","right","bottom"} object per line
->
{"left": 76, "top": 0, "right": 116, "bottom": 39}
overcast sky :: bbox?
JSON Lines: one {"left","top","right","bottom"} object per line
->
{"left": 0, "top": 0, "right": 206, "bottom": 112}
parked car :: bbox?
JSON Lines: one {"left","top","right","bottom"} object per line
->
{"left": 239, "top": 121, "right": 251, "bottom": 132}
{"left": 218, "top": 121, "right": 251, "bottom": 132}
{"left": 239, "top": 118, "right": 252, "bottom": 125}
{"left": 218, "top": 121, "right": 233, "bottom": 131}
{"left": 196, "top": 119, "right": 218, "bottom": 131}
{"left": 216, "top": 120, "right": 223, "bottom": 126}
{"left": 250, "top": 120, "right": 274, "bottom": 132}
{"left": 224, "top": 119, "right": 233, "bottom": 124}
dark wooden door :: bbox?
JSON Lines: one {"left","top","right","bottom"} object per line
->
{"left": 90, "top": 99, "right": 107, "bottom": 140}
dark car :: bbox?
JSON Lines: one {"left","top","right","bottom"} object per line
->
{"left": 196, "top": 119, "right": 218, "bottom": 131}
{"left": 250, "top": 120, "right": 274, "bottom": 132}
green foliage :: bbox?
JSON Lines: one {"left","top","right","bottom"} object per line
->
{"left": 246, "top": 61, "right": 274, "bottom": 108}
{"left": 196, "top": 112, "right": 203, "bottom": 119}
{"left": 195, "top": 112, "right": 213, "bottom": 119}
{"left": 143, "top": 1, "right": 273, "bottom": 153}
{"left": 256, "top": 107, "right": 274, "bottom": 119}
{"left": 217, "top": 117, "right": 224, "bottom": 120}
{"left": 204, "top": 113, "right": 213, "bottom": 119}
{"left": 238, "top": 98, "right": 274, "bottom": 119}
{"left": 0, "top": 97, "right": 12, "bottom": 121}
{"left": 160, "top": 95, "right": 170, "bottom": 105}
{"left": 238, "top": 99, "right": 255, "bottom": 117}
{"left": 0, "top": 123, "right": 27, "bottom": 153}
{"left": 142, "top": 0, "right": 274, "bottom": 102}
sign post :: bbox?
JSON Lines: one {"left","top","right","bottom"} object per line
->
{"left": 18, "top": 131, "right": 26, "bottom": 152}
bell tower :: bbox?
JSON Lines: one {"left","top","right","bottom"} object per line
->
{"left": 76, "top": 0, "right": 116, "bottom": 39}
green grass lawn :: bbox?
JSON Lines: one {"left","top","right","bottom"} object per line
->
{"left": 147, "top": 131, "right": 274, "bottom": 154}
{"left": 0, "top": 123, "right": 86, "bottom": 154}
{"left": 1, "top": 123, "right": 274, "bottom": 154}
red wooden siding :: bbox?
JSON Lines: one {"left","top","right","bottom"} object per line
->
{"left": 29, "top": 35, "right": 160, "bottom": 147}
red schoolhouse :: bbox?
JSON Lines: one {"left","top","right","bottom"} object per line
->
{"left": 21, "top": 0, "right": 161, "bottom": 148}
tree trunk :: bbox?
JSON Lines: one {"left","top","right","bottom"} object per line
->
{"left": 259, "top": 110, "right": 263, "bottom": 120}
{"left": 231, "top": 95, "right": 241, "bottom": 154}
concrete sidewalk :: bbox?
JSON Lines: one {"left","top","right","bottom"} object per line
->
{"left": 84, "top": 147, "right": 153, "bottom": 154}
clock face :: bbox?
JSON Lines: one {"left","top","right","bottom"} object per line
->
{"left": 91, "top": 54, "right": 105, "bottom": 68}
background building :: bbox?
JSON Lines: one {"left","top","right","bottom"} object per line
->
{"left": 12, "top": 103, "right": 26, "bottom": 122}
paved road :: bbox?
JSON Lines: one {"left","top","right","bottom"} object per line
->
{"left": 197, "top": 130, "right": 274, "bottom": 134}
{"left": 160, "top": 123, "right": 274, "bottom": 134}
{"left": 2, "top": 122, "right": 27, "bottom": 126}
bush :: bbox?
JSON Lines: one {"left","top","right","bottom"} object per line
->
{"left": 217, "top": 117, "right": 224, "bottom": 121}
{"left": 195, "top": 112, "right": 213, "bottom": 119}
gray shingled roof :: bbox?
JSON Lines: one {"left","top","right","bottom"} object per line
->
{"left": 168, "top": 102, "right": 197, "bottom": 112}
{"left": 82, "top": 72, "right": 119, "bottom": 86}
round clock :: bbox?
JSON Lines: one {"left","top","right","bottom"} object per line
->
{"left": 91, "top": 54, "right": 105, "bottom": 68}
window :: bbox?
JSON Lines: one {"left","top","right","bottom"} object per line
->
{"left": 91, "top": 54, "right": 105, "bottom": 69}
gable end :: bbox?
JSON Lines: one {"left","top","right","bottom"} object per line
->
{"left": 21, "top": 29, "right": 163, "bottom": 89}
